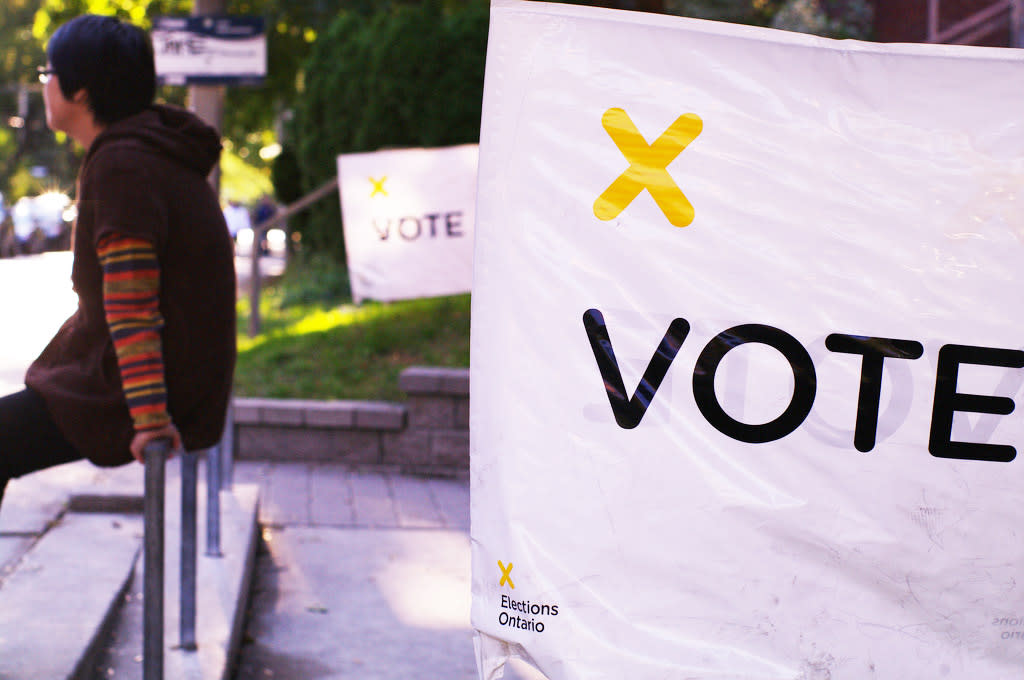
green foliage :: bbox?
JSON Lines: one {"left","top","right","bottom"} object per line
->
{"left": 220, "top": 0, "right": 347, "bottom": 166}
{"left": 270, "top": 146, "right": 303, "bottom": 204}
{"left": 669, "top": 0, "right": 873, "bottom": 38}
{"left": 8, "top": 166, "right": 47, "bottom": 199}
{"left": 32, "top": 0, "right": 191, "bottom": 38}
{"left": 235, "top": 282, "right": 471, "bottom": 401}
{"left": 667, "top": 0, "right": 783, "bottom": 25}
{"left": 27, "top": 0, "right": 352, "bottom": 197}
{"left": 0, "top": 0, "right": 65, "bottom": 199}
{"left": 0, "top": 0, "right": 46, "bottom": 87}
{"left": 278, "top": 252, "right": 352, "bottom": 307}
{"left": 290, "top": 0, "right": 489, "bottom": 260}
{"left": 220, "top": 145, "right": 273, "bottom": 203}
{"left": 772, "top": 0, "right": 873, "bottom": 39}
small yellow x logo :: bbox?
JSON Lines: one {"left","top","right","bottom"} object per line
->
{"left": 498, "top": 560, "right": 515, "bottom": 589}
{"left": 369, "top": 176, "right": 388, "bottom": 197}
{"left": 594, "top": 107, "right": 703, "bottom": 228}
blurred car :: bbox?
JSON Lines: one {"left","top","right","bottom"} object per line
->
{"left": 236, "top": 226, "right": 287, "bottom": 258}
{"left": 11, "top": 192, "right": 73, "bottom": 254}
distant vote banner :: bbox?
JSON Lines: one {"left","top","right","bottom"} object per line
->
{"left": 471, "top": 2, "right": 1024, "bottom": 679}
{"left": 338, "top": 145, "right": 477, "bottom": 304}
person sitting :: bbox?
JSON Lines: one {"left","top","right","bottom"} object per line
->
{"left": 0, "top": 14, "right": 236, "bottom": 509}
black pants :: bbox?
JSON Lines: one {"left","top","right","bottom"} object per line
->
{"left": 0, "top": 388, "right": 83, "bottom": 509}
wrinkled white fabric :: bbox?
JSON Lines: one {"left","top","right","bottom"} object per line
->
{"left": 471, "top": 2, "right": 1024, "bottom": 678}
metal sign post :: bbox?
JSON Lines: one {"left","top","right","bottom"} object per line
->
{"left": 143, "top": 439, "right": 171, "bottom": 680}
{"left": 179, "top": 451, "right": 200, "bottom": 651}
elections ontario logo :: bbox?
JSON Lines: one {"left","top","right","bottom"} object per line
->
{"left": 593, "top": 107, "right": 703, "bottom": 228}
{"left": 495, "top": 560, "right": 561, "bottom": 635}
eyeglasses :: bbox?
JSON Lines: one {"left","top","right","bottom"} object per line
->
{"left": 37, "top": 67, "right": 55, "bottom": 84}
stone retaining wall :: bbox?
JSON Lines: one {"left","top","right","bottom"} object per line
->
{"left": 233, "top": 366, "right": 469, "bottom": 477}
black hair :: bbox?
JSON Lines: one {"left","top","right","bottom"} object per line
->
{"left": 47, "top": 15, "right": 156, "bottom": 126}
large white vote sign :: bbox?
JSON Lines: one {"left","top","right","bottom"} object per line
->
{"left": 338, "top": 145, "right": 477, "bottom": 304}
{"left": 471, "top": 1, "right": 1024, "bottom": 678}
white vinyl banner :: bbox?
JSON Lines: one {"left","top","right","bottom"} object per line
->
{"left": 338, "top": 145, "right": 477, "bottom": 304}
{"left": 471, "top": 2, "right": 1024, "bottom": 679}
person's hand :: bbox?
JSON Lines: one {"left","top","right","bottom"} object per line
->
{"left": 130, "top": 423, "right": 183, "bottom": 464}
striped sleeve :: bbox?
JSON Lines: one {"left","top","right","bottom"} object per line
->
{"left": 97, "top": 233, "right": 170, "bottom": 432}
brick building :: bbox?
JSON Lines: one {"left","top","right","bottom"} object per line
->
{"left": 875, "top": 0, "right": 1023, "bottom": 46}
{"left": 596, "top": 0, "right": 1023, "bottom": 47}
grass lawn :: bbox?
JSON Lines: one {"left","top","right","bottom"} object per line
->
{"left": 233, "top": 257, "right": 470, "bottom": 402}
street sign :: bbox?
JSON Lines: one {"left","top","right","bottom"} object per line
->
{"left": 152, "top": 16, "right": 266, "bottom": 86}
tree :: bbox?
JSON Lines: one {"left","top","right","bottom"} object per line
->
{"left": 30, "top": 0, "right": 348, "bottom": 182}
{"left": 666, "top": 0, "right": 784, "bottom": 25}
{"left": 286, "top": 0, "right": 489, "bottom": 260}
{"left": 667, "top": 0, "right": 873, "bottom": 37}
{"left": 0, "top": 0, "right": 69, "bottom": 201}
{"left": 771, "top": 0, "right": 873, "bottom": 39}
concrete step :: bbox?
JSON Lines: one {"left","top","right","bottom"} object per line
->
{"left": 0, "top": 512, "right": 142, "bottom": 680}
{"left": 0, "top": 458, "right": 259, "bottom": 680}
{"left": 87, "top": 476, "right": 260, "bottom": 680}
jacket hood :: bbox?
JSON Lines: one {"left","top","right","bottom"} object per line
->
{"left": 86, "top": 104, "right": 221, "bottom": 176}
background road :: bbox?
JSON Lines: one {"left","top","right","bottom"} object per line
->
{"left": 0, "top": 251, "right": 285, "bottom": 396}
{"left": 0, "top": 252, "right": 77, "bottom": 396}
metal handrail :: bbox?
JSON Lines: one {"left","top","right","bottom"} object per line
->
{"left": 247, "top": 176, "right": 339, "bottom": 337}
{"left": 179, "top": 451, "right": 199, "bottom": 651}
{"left": 143, "top": 439, "right": 169, "bottom": 680}
{"left": 207, "top": 443, "right": 223, "bottom": 558}
{"left": 142, "top": 412, "right": 234, "bottom": 678}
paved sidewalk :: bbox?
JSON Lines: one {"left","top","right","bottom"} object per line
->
{"left": 233, "top": 462, "right": 479, "bottom": 679}
{"left": 0, "top": 457, "right": 258, "bottom": 680}
{"left": 0, "top": 460, "right": 149, "bottom": 680}
{"left": 0, "top": 457, "right": 544, "bottom": 679}
{"left": 70, "top": 461, "right": 542, "bottom": 680}
{"left": 231, "top": 462, "right": 542, "bottom": 680}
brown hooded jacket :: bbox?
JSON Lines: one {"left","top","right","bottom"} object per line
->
{"left": 26, "top": 104, "right": 236, "bottom": 466}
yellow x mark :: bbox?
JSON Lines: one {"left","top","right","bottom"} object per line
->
{"left": 594, "top": 107, "right": 703, "bottom": 228}
{"left": 498, "top": 560, "right": 515, "bottom": 589}
{"left": 369, "top": 176, "right": 388, "bottom": 197}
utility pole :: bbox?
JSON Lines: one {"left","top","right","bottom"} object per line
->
{"left": 190, "top": 0, "right": 227, "bottom": 194}
{"left": 16, "top": 85, "right": 28, "bottom": 146}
